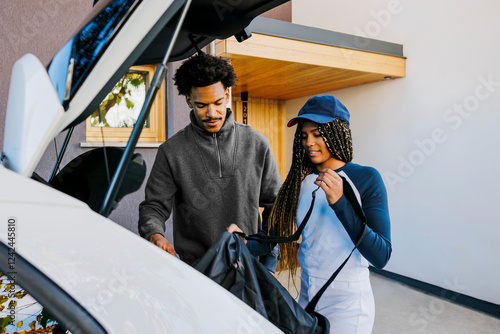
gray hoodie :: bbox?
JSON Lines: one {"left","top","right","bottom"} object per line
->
{"left": 139, "top": 109, "right": 282, "bottom": 265}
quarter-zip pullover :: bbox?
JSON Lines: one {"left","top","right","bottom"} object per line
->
{"left": 213, "top": 133, "right": 222, "bottom": 177}
{"left": 139, "top": 109, "right": 282, "bottom": 266}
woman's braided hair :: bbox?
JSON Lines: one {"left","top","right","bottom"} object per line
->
{"left": 268, "top": 118, "right": 353, "bottom": 277}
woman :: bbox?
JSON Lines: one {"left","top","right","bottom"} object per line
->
{"left": 269, "top": 94, "right": 392, "bottom": 333}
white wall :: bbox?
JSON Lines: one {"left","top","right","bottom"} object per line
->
{"left": 289, "top": 0, "right": 500, "bottom": 305}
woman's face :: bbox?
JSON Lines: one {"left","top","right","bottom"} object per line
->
{"left": 301, "top": 120, "right": 343, "bottom": 170}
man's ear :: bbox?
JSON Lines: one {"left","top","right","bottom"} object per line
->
{"left": 186, "top": 95, "right": 193, "bottom": 109}
{"left": 224, "top": 87, "right": 230, "bottom": 103}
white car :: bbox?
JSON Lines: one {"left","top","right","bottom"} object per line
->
{"left": 0, "top": 0, "right": 287, "bottom": 332}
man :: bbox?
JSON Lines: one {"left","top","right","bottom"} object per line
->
{"left": 138, "top": 54, "right": 281, "bottom": 269}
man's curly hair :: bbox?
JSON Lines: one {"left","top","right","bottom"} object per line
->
{"left": 173, "top": 54, "right": 237, "bottom": 96}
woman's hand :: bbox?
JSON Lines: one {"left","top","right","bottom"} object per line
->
{"left": 314, "top": 168, "right": 344, "bottom": 205}
{"left": 226, "top": 224, "right": 247, "bottom": 244}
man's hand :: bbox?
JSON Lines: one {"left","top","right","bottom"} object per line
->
{"left": 314, "top": 168, "right": 344, "bottom": 205}
{"left": 226, "top": 224, "right": 247, "bottom": 244}
{"left": 149, "top": 233, "right": 176, "bottom": 256}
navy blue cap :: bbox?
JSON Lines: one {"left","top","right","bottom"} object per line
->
{"left": 287, "top": 95, "right": 350, "bottom": 127}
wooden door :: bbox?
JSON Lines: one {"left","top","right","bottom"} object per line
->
{"left": 232, "top": 97, "right": 286, "bottom": 181}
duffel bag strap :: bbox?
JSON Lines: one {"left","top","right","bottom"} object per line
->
{"left": 237, "top": 185, "right": 320, "bottom": 244}
{"left": 242, "top": 174, "right": 362, "bottom": 245}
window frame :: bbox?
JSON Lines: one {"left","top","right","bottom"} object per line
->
{"left": 85, "top": 64, "right": 166, "bottom": 143}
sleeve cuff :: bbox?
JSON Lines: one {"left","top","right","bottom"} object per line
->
{"left": 330, "top": 194, "right": 348, "bottom": 212}
{"left": 139, "top": 218, "right": 165, "bottom": 241}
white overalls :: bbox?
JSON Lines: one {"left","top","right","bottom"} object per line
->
{"left": 296, "top": 173, "right": 375, "bottom": 334}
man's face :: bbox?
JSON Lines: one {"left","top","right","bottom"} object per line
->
{"left": 187, "top": 82, "right": 230, "bottom": 133}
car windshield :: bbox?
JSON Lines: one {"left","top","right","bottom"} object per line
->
{"left": 47, "top": 0, "right": 141, "bottom": 105}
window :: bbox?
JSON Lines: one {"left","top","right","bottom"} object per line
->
{"left": 85, "top": 64, "right": 166, "bottom": 143}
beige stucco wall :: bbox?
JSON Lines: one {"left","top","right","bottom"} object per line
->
{"left": 0, "top": 1, "right": 93, "bottom": 148}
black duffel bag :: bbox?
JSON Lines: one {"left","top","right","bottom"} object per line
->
{"left": 195, "top": 175, "right": 366, "bottom": 333}
{"left": 195, "top": 231, "right": 329, "bottom": 334}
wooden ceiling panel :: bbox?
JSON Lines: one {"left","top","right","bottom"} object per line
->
{"left": 214, "top": 33, "right": 405, "bottom": 100}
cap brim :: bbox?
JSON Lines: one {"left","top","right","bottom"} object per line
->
{"left": 287, "top": 114, "right": 336, "bottom": 127}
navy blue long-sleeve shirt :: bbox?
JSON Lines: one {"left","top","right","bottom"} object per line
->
{"left": 246, "top": 162, "right": 391, "bottom": 274}
{"left": 330, "top": 163, "right": 392, "bottom": 269}
{"left": 295, "top": 162, "right": 391, "bottom": 280}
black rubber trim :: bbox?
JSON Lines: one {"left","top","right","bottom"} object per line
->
{"left": 370, "top": 267, "right": 500, "bottom": 319}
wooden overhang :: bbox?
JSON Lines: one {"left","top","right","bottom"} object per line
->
{"left": 213, "top": 17, "right": 406, "bottom": 100}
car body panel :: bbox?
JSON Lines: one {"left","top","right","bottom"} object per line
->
{"left": 0, "top": 164, "right": 282, "bottom": 333}
{"left": 1, "top": 0, "right": 290, "bottom": 332}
